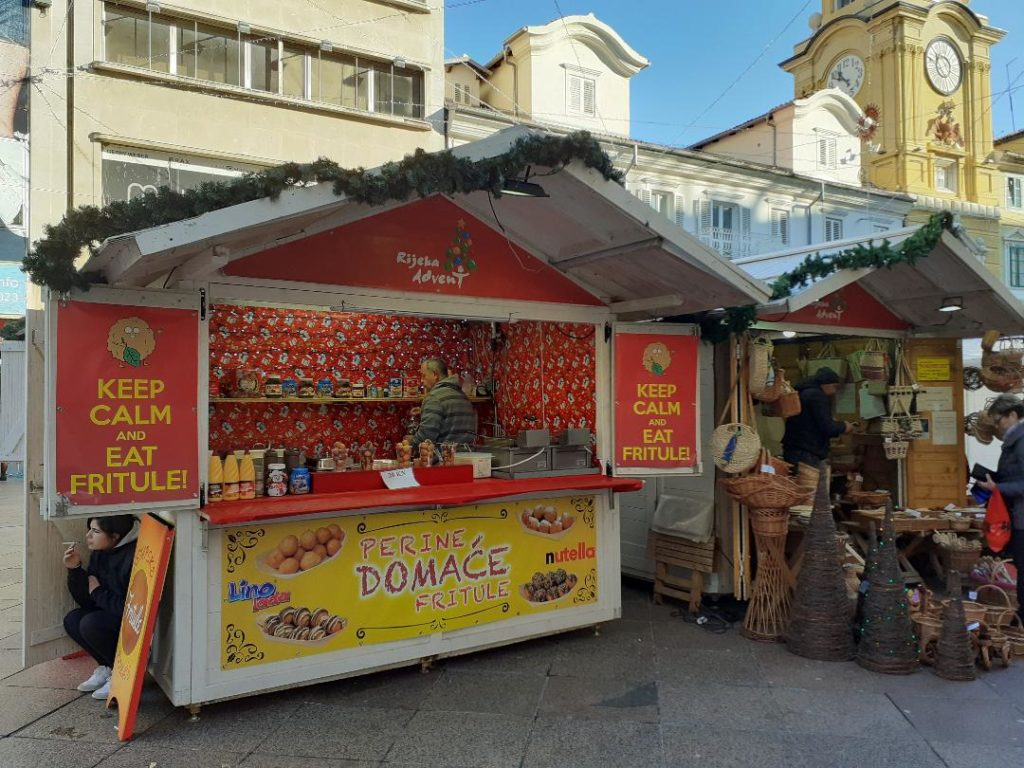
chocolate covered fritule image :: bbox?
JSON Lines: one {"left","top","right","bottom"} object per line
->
{"left": 521, "top": 569, "right": 578, "bottom": 603}
{"left": 259, "top": 605, "right": 348, "bottom": 644}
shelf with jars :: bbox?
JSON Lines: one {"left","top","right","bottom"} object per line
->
{"left": 209, "top": 396, "right": 492, "bottom": 404}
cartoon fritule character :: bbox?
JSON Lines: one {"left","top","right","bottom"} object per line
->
{"left": 107, "top": 317, "right": 157, "bottom": 367}
{"left": 642, "top": 342, "right": 671, "bottom": 376}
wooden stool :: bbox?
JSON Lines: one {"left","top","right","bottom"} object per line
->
{"left": 647, "top": 532, "right": 715, "bottom": 613}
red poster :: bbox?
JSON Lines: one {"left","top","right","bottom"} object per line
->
{"left": 55, "top": 300, "right": 199, "bottom": 506}
{"left": 108, "top": 514, "right": 175, "bottom": 740}
{"left": 613, "top": 330, "right": 699, "bottom": 473}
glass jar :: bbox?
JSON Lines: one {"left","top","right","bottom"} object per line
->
{"left": 289, "top": 467, "right": 311, "bottom": 495}
{"left": 266, "top": 464, "right": 288, "bottom": 497}
{"left": 264, "top": 376, "right": 283, "bottom": 398}
{"left": 298, "top": 378, "right": 315, "bottom": 398}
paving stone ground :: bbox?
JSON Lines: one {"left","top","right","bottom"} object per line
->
{"left": 1, "top": 479, "right": 1023, "bottom": 767}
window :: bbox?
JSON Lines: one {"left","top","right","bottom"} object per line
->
{"left": 105, "top": 7, "right": 170, "bottom": 72}
{"left": 1009, "top": 176, "right": 1024, "bottom": 210}
{"left": 836, "top": 0, "right": 855, "bottom": 8}
{"left": 770, "top": 208, "right": 790, "bottom": 245}
{"left": 1008, "top": 242, "right": 1024, "bottom": 289}
{"left": 817, "top": 134, "right": 837, "bottom": 170}
{"left": 650, "top": 191, "right": 671, "bottom": 216}
{"left": 825, "top": 217, "right": 843, "bottom": 242}
{"left": 935, "top": 159, "right": 958, "bottom": 193}
{"left": 103, "top": 4, "right": 423, "bottom": 118}
{"left": 452, "top": 82, "right": 471, "bottom": 105}
{"left": 567, "top": 74, "right": 596, "bottom": 116}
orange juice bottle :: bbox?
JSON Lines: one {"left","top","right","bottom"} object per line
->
{"left": 208, "top": 452, "right": 224, "bottom": 503}
{"left": 239, "top": 452, "right": 256, "bottom": 500}
{"left": 223, "top": 453, "right": 240, "bottom": 501}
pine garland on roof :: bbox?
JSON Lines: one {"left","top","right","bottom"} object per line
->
{"left": 699, "top": 211, "right": 955, "bottom": 343}
{"left": 23, "top": 132, "right": 623, "bottom": 294}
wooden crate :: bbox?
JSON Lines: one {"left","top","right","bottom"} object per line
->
{"left": 647, "top": 532, "right": 715, "bottom": 613}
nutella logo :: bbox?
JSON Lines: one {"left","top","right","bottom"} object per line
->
{"left": 544, "top": 542, "right": 596, "bottom": 565}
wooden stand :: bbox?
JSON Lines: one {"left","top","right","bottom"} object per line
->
{"left": 743, "top": 509, "right": 792, "bottom": 642}
{"left": 647, "top": 532, "right": 715, "bottom": 613}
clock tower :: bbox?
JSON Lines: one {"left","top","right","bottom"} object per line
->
{"left": 781, "top": 0, "right": 1006, "bottom": 272}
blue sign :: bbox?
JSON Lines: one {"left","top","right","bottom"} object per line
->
{"left": 0, "top": 263, "right": 26, "bottom": 317}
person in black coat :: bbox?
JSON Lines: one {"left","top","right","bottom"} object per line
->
{"left": 975, "top": 395, "right": 1024, "bottom": 620}
{"left": 781, "top": 366, "right": 853, "bottom": 470}
{"left": 62, "top": 515, "right": 137, "bottom": 699}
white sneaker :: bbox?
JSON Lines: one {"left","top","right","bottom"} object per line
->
{"left": 91, "top": 678, "right": 111, "bottom": 700}
{"left": 77, "top": 665, "right": 111, "bottom": 692}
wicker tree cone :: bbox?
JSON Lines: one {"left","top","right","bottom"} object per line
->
{"left": 856, "top": 507, "right": 919, "bottom": 675}
{"left": 742, "top": 508, "right": 792, "bottom": 643}
{"left": 934, "top": 572, "right": 976, "bottom": 682}
{"left": 786, "top": 465, "right": 854, "bottom": 661}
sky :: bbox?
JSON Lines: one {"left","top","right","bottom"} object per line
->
{"left": 444, "top": 0, "right": 1024, "bottom": 147}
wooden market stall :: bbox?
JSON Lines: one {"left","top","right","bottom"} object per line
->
{"left": 722, "top": 224, "right": 1024, "bottom": 593}
{"left": 23, "top": 127, "right": 770, "bottom": 711}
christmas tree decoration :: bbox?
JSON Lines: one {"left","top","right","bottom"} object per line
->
{"left": 786, "top": 466, "right": 854, "bottom": 660}
{"left": 856, "top": 506, "right": 919, "bottom": 674}
{"left": 934, "top": 571, "right": 976, "bottom": 681}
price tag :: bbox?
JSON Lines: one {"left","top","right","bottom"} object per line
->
{"left": 968, "top": 590, "right": 978, "bottom": 601}
{"left": 967, "top": 621, "right": 980, "bottom": 631}
{"left": 381, "top": 467, "right": 419, "bottom": 490}
{"left": 760, "top": 464, "right": 776, "bottom": 475}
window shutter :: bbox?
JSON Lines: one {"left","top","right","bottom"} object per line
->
{"left": 740, "top": 207, "right": 751, "bottom": 239}
{"left": 694, "top": 200, "right": 711, "bottom": 234}
{"left": 674, "top": 194, "right": 686, "bottom": 229}
{"left": 771, "top": 210, "right": 790, "bottom": 245}
{"left": 639, "top": 188, "right": 651, "bottom": 207}
{"left": 568, "top": 75, "right": 582, "bottom": 112}
{"left": 583, "top": 78, "right": 596, "bottom": 116}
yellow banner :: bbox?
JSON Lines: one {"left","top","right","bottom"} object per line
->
{"left": 220, "top": 496, "right": 598, "bottom": 669}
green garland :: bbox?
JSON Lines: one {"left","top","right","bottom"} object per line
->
{"left": 699, "top": 211, "right": 954, "bottom": 344}
{"left": 23, "top": 132, "right": 623, "bottom": 294}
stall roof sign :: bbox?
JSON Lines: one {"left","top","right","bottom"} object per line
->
{"left": 223, "top": 196, "right": 604, "bottom": 306}
{"left": 759, "top": 284, "right": 908, "bottom": 331}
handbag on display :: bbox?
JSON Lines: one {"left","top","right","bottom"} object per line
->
{"left": 748, "top": 336, "right": 774, "bottom": 397}
{"left": 772, "top": 373, "right": 802, "bottom": 419}
{"left": 860, "top": 338, "right": 890, "bottom": 382}
{"left": 812, "top": 341, "right": 847, "bottom": 380}
{"left": 887, "top": 344, "right": 917, "bottom": 414}
{"left": 858, "top": 381, "right": 887, "bottom": 420}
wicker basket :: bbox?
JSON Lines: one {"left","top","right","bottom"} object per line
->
{"left": 884, "top": 439, "right": 910, "bottom": 460}
{"left": 753, "top": 367, "right": 786, "bottom": 404}
{"left": 748, "top": 337, "right": 774, "bottom": 397}
{"left": 980, "top": 364, "right": 1024, "bottom": 393}
{"left": 711, "top": 422, "right": 761, "bottom": 474}
{"left": 749, "top": 508, "right": 791, "bottom": 537}
{"left": 721, "top": 474, "right": 812, "bottom": 509}
{"left": 850, "top": 489, "right": 891, "bottom": 506}
{"left": 860, "top": 339, "right": 890, "bottom": 382}
{"left": 940, "top": 547, "right": 981, "bottom": 574}
{"left": 772, "top": 379, "right": 801, "bottom": 418}
{"left": 1002, "top": 626, "right": 1024, "bottom": 655}
{"left": 795, "top": 462, "right": 820, "bottom": 495}
{"left": 939, "top": 598, "right": 988, "bottom": 624}
{"left": 975, "top": 585, "right": 1018, "bottom": 628}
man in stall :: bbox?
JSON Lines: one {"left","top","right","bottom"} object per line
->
{"left": 410, "top": 357, "right": 477, "bottom": 460}
{"left": 781, "top": 366, "right": 854, "bottom": 477}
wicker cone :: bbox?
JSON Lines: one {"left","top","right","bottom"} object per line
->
{"left": 934, "top": 572, "right": 976, "bottom": 681}
{"left": 743, "top": 508, "right": 792, "bottom": 643}
{"left": 856, "top": 507, "right": 919, "bottom": 674}
{"left": 787, "top": 465, "right": 855, "bottom": 661}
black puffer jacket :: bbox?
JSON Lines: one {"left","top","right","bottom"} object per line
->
{"left": 781, "top": 376, "right": 846, "bottom": 462}
{"left": 67, "top": 539, "right": 137, "bottom": 616}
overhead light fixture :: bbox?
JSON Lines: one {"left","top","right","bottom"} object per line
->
{"left": 939, "top": 296, "right": 963, "bottom": 313}
{"left": 501, "top": 166, "right": 548, "bottom": 198}
{"left": 320, "top": 40, "right": 333, "bottom": 52}
{"left": 782, "top": 330, "right": 797, "bottom": 338}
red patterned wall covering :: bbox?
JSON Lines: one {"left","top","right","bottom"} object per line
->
{"left": 208, "top": 305, "right": 596, "bottom": 455}
{"left": 493, "top": 321, "right": 597, "bottom": 439}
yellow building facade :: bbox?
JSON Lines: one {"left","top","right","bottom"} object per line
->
{"left": 998, "top": 130, "right": 1024, "bottom": 290}
{"left": 781, "top": 0, "right": 1005, "bottom": 275}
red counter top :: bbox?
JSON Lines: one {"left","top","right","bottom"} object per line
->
{"left": 201, "top": 475, "right": 643, "bottom": 525}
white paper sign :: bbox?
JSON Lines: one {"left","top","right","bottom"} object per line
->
{"left": 931, "top": 411, "right": 958, "bottom": 446}
{"left": 381, "top": 467, "right": 420, "bottom": 490}
{"left": 917, "top": 386, "right": 954, "bottom": 412}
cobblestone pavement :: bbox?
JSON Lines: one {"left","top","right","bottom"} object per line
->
{"left": 1, "top": 478, "right": 1023, "bottom": 767}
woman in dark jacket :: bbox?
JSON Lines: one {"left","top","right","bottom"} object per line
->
{"left": 781, "top": 367, "right": 853, "bottom": 468}
{"left": 62, "top": 514, "right": 137, "bottom": 700}
{"left": 976, "top": 395, "right": 1024, "bottom": 620}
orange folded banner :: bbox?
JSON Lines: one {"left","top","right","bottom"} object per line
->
{"left": 108, "top": 513, "right": 175, "bottom": 740}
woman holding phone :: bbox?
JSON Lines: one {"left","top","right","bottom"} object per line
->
{"left": 61, "top": 515, "right": 138, "bottom": 699}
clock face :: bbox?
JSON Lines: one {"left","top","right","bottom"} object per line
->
{"left": 826, "top": 55, "right": 865, "bottom": 98}
{"left": 925, "top": 38, "right": 962, "bottom": 95}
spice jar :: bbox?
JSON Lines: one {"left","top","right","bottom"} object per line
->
{"left": 264, "top": 376, "right": 283, "bottom": 398}
{"left": 298, "top": 378, "right": 315, "bottom": 398}
{"left": 266, "top": 464, "right": 288, "bottom": 497}
{"left": 337, "top": 379, "right": 352, "bottom": 397}
{"left": 351, "top": 382, "right": 366, "bottom": 398}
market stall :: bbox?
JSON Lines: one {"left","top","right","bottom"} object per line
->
{"left": 25, "top": 128, "right": 769, "bottom": 711}
{"left": 719, "top": 222, "right": 1024, "bottom": 599}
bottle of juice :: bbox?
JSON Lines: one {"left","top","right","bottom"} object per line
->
{"left": 208, "top": 452, "right": 224, "bottom": 503}
{"left": 223, "top": 453, "right": 240, "bottom": 501}
{"left": 239, "top": 452, "right": 256, "bottom": 500}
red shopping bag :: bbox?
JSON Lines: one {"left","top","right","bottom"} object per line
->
{"left": 984, "top": 488, "right": 1012, "bottom": 554}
